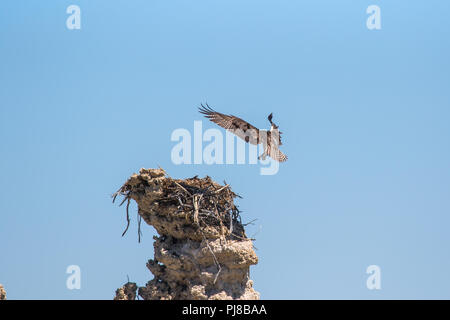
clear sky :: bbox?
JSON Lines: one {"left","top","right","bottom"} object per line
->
{"left": 1, "top": 1, "right": 450, "bottom": 299}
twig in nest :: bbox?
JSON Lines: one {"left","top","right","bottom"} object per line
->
{"left": 176, "top": 196, "right": 184, "bottom": 207}
{"left": 112, "top": 190, "right": 134, "bottom": 239}
{"left": 121, "top": 197, "right": 131, "bottom": 237}
{"left": 229, "top": 210, "right": 233, "bottom": 234}
{"left": 192, "top": 194, "right": 203, "bottom": 225}
{"left": 174, "top": 181, "right": 191, "bottom": 195}
{"left": 112, "top": 185, "right": 123, "bottom": 204}
{"left": 119, "top": 195, "right": 128, "bottom": 207}
{"left": 137, "top": 212, "right": 143, "bottom": 243}
{"left": 199, "top": 209, "right": 220, "bottom": 217}
{"left": 214, "top": 184, "right": 229, "bottom": 194}
{"left": 243, "top": 219, "right": 257, "bottom": 227}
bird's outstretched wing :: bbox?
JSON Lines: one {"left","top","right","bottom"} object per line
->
{"left": 266, "top": 145, "right": 288, "bottom": 162}
{"left": 199, "top": 104, "right": 260, "bottom": 145}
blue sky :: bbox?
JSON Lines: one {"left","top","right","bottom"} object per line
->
{"left": 1, "top": 1, "right": 449, "bottom": 299}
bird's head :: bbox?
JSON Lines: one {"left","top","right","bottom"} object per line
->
{"left": 268, "top": 113, "right": 279, "bottom": 130}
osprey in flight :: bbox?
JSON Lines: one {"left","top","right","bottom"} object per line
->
{"left": 199, "top": 104, "right": 288, "bottom": 162}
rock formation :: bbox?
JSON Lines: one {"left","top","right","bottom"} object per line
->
{"left": 0, "top": 284, "right": 6, "bottom": 300}
{"left": 113, "top": 168, "right": 259, "bottom": 300}
{"left": 114, "top": 282, "right": 138, "bottom": 300}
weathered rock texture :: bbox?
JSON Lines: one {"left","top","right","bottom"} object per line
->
{"left": 113, "top": 168, "right": 259, "bottom": 300}
{"left": 114, "top": 282, "right": 138, "bottom": 300}
{"left": 0, "top": 284, "right": 6, "bottom": 300}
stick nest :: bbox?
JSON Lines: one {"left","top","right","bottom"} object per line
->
{"left": 113, "top": 168, "right": 247, "bottom": 241}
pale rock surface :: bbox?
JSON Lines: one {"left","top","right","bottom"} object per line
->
{"left": 113, "top": 168, "right": 259, "bottom": 300}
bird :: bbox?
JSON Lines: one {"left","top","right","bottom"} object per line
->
{"left": 199, "top": 103, "right": 287, "bottom": 162}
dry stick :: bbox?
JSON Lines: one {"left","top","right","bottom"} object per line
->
{"left": 112, "top": 185, "right": 123, "bottom": 203}
{"left": 214, "top": 184, "right": 229, "bottom": 194}
{"left": 229, "top": 210, "right": 233, "bottom": 235}
{"left": 122, "top": 197, "right": 131, "bottom": 237}
{"left": 193, "top": 193, "right": 203, "bottom": 225}
{"left": 137, "top": 213, "right": 142, "bottom": 243}
{"left": 193, "top": 195, "right": 199, "bottom": 224}
{"left": 243, "top": 219, "right": 257, "bottom": 227}
{"left": 225, "top": 189, "right": 235, "bottom": 231}
{"left": 112, "top": 186, "right": 133, "bottom": 239}
{"left": 176, "top": 195, "right": 184, "bottom": 207}
{"left": 173, "top": 181, "right": 191, "bottom": 196}
{"left": 164, "top": 172, "right": 191, "bottom": 196}
{"left": 119, "top": 194, "right": 128, "bottom": 206}
{"left": 199, "top": 209, "right": 220, "bottom": 216}
{"left": 176, "top": 195, "right": 193, "bottom": 217}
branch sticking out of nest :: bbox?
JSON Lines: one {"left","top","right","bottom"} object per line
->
{"left": 112, "top": 168, "right": 248, "bottom": 242}
{"left": 112, "top": 188, "right": 133, "bottom": 238}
